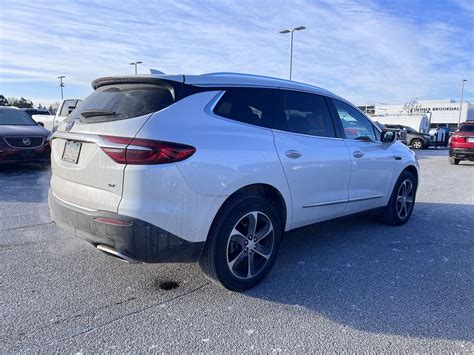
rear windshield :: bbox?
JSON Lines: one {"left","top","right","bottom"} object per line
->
{"left": 71, "top": 83, "right": 175, "bottom": 123}
{"left": 459, "top": 124, "right": 474, "bottom": 132}
{"left": 0, "top": 109, "right": 36, "bottom": 125}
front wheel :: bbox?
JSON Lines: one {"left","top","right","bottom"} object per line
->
{"left": 199, "top": 195, "right": 281, "bottom": 291}
{"left": 411, "top": 139, "right": 424, "bottom": 149}
{"left": 449, "top": 156, "right": 460, "bottom": 165}
{"left": 381, "top": 171, "right": 417, "bottom": 226}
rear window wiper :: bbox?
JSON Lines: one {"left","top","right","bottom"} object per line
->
{"left": 80, "top": 109, "right": 117, "bottom": 118}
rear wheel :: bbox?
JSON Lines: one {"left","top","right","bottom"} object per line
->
{"left": 381, "top": 171, "right": 417, "bottom": 226}
{"left": 449, "top": 156, "right": 460, "bottom": 165}
{"left": 411, "top": 139, "right": 424, "bottom": 149}
{"left": 199, "top": 195, "right": 281, "bottom": 291}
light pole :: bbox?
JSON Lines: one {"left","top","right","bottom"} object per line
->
{"left": 129, "top": 61, "right": 143, "bottom": 75}
{"left": 279, "top": 26, "right": 306, "bottom": 80}
{"left": 458, "top": 79, "right": 467, "bottom": 127}
{"left": 57, "top": 76, "right": 65, "bottom": 100}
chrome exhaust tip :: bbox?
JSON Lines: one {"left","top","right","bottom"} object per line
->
{"left": 96, "top": 245, "right": 140, "bottom": 264}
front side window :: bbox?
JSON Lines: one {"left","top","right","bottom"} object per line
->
{"left": 333, "top": 99, "right": 376, "bottom": 141}
{"left": 213, "top": 88, "right": 277, "bottom": 128}
{"left": 274, "top": 90, "right": 336, "bottom": 138}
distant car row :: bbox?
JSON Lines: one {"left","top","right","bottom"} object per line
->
{"left": 21, "top": 99, "right": 82, "bottom": 132}
{"left": 0, "top": 99, "right": 81, "bottom": 164}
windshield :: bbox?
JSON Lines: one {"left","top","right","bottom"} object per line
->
{"left": 459, "top": 124, "right": 474, "bottom": 132}
{"left": 70, "top": 83, "right": 175, "bottom": 123}
{"left": 0, "top": 109, "right": 37, "bottom": 125}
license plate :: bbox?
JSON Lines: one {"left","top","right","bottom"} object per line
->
{"left": 468, "top": 137, "right": 474, "bottom": 143}
{"left": 62, "top": 141, "right": 82, "bottom": 164}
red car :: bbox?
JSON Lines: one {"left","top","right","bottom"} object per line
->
{"left": 449, "top": 121, "right": 474, "bottom": 165}
{"left": 0, "top": 106, "right": 51, "bottom": 165}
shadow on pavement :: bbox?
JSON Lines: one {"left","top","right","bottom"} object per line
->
{"left": 247, "top": 202, "right": 474, "bottom": 342}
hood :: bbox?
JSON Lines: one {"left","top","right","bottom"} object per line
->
{"left": 0, "top": 124, "right": 50, "bottom": 137}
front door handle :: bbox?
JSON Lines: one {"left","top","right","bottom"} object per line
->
{"left": 353, "top": 150, "right": 364, "bottom": 158}
{"left": 285, "top": 150, "right": 302, "bottom": 159}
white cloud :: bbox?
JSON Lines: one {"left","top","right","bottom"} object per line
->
{"left": 0, "top": 0, "right": 472, "bottom": 104}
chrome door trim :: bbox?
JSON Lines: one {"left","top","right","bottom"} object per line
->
{"left": 303, "top": 199, "right": 348, "bottom": 208}
{"left": 303, "top": 194, "right": 384, "bottom": 208}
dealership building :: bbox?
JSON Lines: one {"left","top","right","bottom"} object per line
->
{"left": 360, "top": 99, "right": 474, "bottom": 131}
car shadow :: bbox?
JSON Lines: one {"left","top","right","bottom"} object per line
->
{"left": 0, "top": 163, "right": 51, "bottom": 203}
{"left": 246, "top": 202, "right": 474, "bottom": 342}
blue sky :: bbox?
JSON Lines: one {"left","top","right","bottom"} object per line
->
{"left": 0, "top": 0, "right": 473, "bottom": 106}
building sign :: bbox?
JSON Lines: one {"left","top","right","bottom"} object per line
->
{"left": 413, "top": 106, "right": 459, "bottom": 113}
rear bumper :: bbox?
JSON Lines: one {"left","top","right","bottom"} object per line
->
{"left": 449, "top": 147, "right": 474, "bottom": 160}
{"left": 48, "top": 190, "right": 205, "bottom": 263}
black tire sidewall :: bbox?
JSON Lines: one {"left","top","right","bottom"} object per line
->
{"left": 208, "top": 196, "right": 282, "bottom": 291}
{"left": 386, "top": 171, "right": 417, "bottom": 225}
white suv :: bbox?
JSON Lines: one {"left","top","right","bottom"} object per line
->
{"left": 49, "top": 73, "right": 419, "bottom": 291}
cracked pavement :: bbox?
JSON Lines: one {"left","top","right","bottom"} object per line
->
{"left": 1, "top": 150, "right": 473, "bottom": 352}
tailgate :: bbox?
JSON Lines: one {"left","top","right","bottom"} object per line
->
{"left": 50, "top": 76, "right": 184, "bottom": 212}
{"left": 50, "top": 117, "right": 150, "bottom": 212}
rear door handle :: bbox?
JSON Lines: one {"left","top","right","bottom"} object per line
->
{"left": 285, "top": 150, "right": 302, "bottom": 159}
{"left": 353, "top": 150, "right": 364, "bottom": 158}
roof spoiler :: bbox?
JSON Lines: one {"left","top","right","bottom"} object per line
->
{"left": 91, "top": 75, "right": 184, "bottom": 90}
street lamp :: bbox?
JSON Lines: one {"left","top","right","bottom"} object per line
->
{"left": 57, "top": 76, "right": 65, "bottom": 100}
{"left": 129, "top": 61, "right": 143, "bottom": 75}
{"left": 458, "top": 79, "right": 467, "bottom": 127}
{"left": 279, "top": 26, "right": 306, "bottom": 80}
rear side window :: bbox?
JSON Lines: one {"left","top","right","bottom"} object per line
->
{"left": 274, "top": 90, "right": 336, "bottom": 138}
{"left": 213, "top": 88, "right": 277, "bottom": 128}
{"left": 72, "top": 84, "right": 174, "bottom": 123}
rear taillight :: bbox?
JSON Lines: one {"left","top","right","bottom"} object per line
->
{"left": 449, "top": 135, "right": 464, "bottom": 144}
{"left": 100, "top": 135, "right": 196, "bottom": 165}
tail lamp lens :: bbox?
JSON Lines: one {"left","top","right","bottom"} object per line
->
{"left": 100, "top": 135, "right": 195, "bottom": 165}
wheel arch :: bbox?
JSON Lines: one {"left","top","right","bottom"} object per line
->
{"left": 211, "top": 183, "right": 288, "bottom": 235}
{"left": 402, "top": 164, "right": 419, "bottom": 189}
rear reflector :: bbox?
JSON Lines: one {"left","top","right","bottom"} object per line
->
{"left": 100, "top": 135, "right": 195, "bottom": 165}
{"left": 94, "top": 217, "right": 133, "bottom": 227}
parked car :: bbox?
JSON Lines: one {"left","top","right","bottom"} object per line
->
{"left": 449, "top": 122, "right": 474, "bottom": 165}
{"left": 20, "top": 108, "right": 52, "bottom": 117}
{"left": 0, "top": 106, "right": 51, "bottom": 164}
{"left": 32, "top": 99, "right": 82, "bottom": 132}
{"left": 383, "top": 124, "right": 431, "bottom": 149}
{"left": 48, "top": 73, "right": 419, "bottom": 291}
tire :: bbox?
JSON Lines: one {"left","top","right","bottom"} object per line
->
{"left": 199, "top": 195, "right": 282, "bottom": 291}
{"left": 449, "top": 156, "right": 460, "bottom": 165}
{"left": 411, "top": 139, "right": 424, "bottom": 149}
{"left": 381, "top": 171, "right": 417, "bottom": 226}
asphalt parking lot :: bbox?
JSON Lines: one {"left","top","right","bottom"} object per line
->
{"left": 1, "top": 149, "right": 473, "bottom": 352}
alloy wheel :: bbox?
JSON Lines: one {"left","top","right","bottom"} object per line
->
{"left": 226, "top": 211, "right": 275, "bottom": 280}
{"left": 396, "top": 179, "right": 414, "bottom": 219}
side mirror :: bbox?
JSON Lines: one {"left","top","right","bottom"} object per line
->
{"left": 381, "top": 129, "right": 397, "bottom": 143}
{"left": 37, "top": 121, "right": 45, "bottom": 127}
